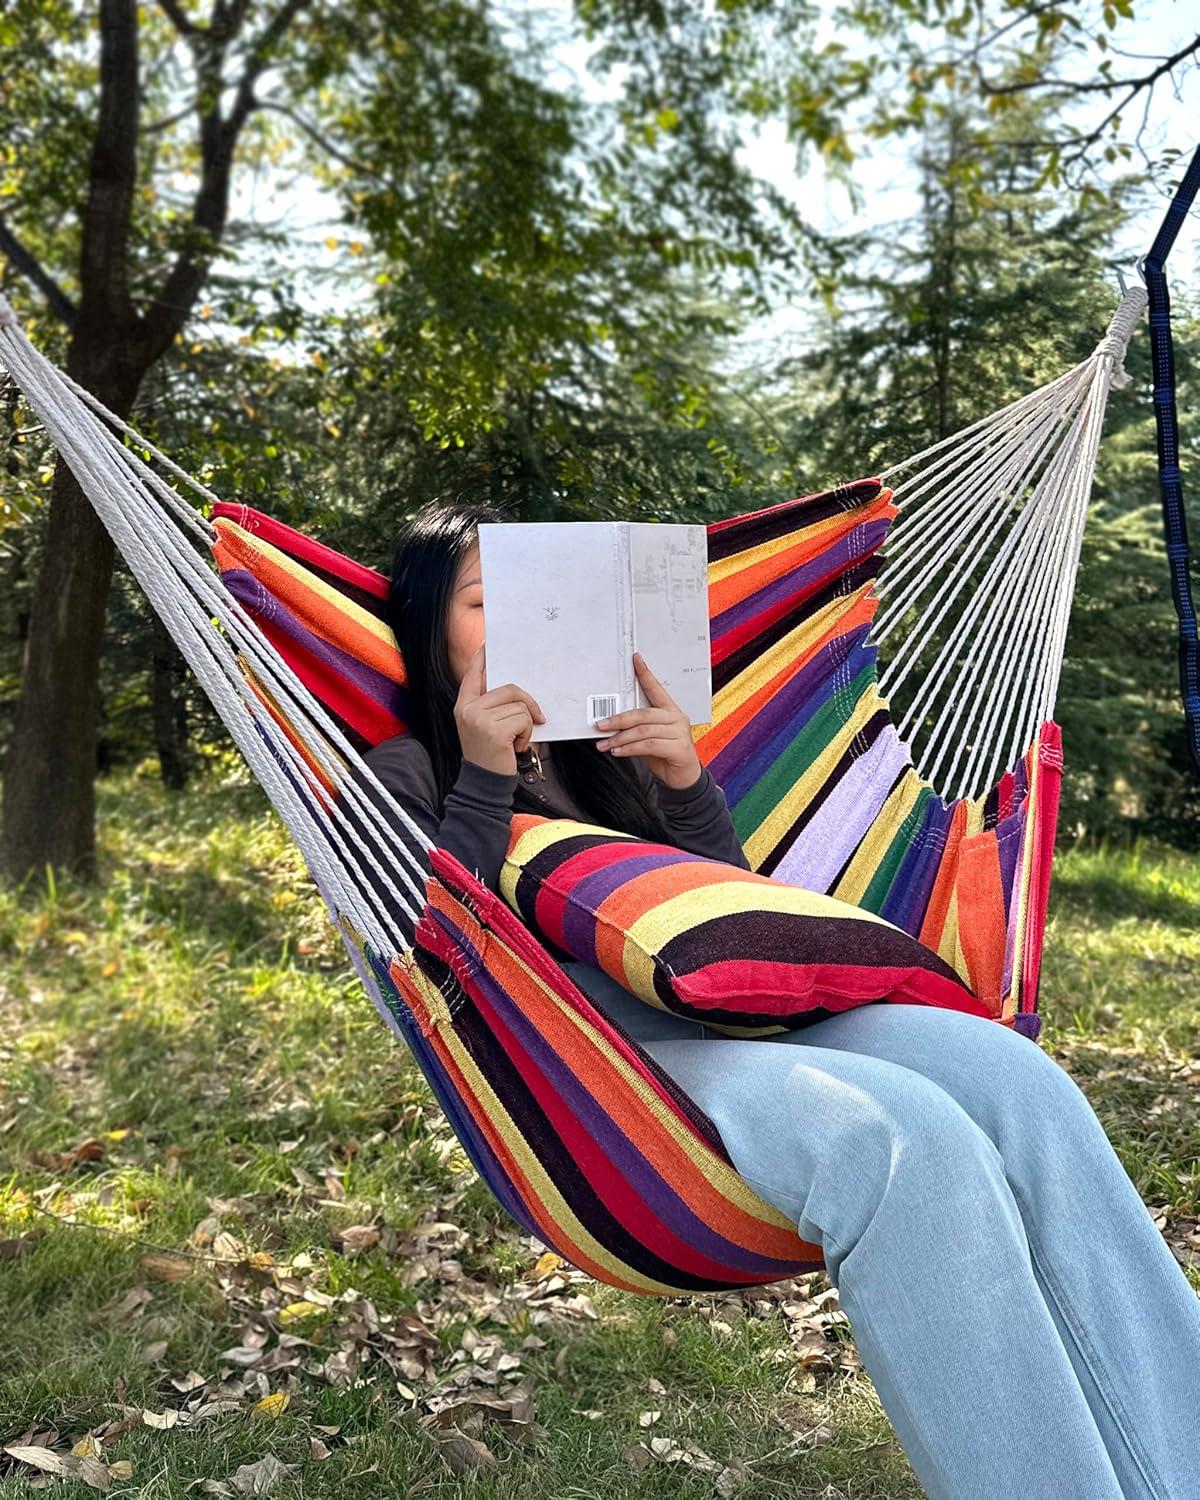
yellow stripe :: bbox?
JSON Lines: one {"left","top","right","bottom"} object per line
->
{"left": 707, "top": 509, "right": 855, "bottom": 588}
{"left": 403, "top": 942, "right": 804, "bottom": 1293}
{"left": 831, "top": 769, "right": 925, "bottom": 906}
{"left": 740, "top": 683, "right": 882, "bottom": 870}
{"left": 523, "top": 942, "right": 804, "bottom": 1228}
{"left": 710, "top": 586, "right": 874, "bottom": 735}
{"left": 216, "top": 519, "right": 396, "bottom": 648}
{"left": 1005, "top": 738, "right": 1042, "bottom": 1018}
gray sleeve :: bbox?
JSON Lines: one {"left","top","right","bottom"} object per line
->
{"left": 644, "top": 762, "right": 752, "bottom": 871}
{"left": 347, "top": 735, "right": 519, "bottom": 896}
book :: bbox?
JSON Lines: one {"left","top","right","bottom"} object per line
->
{"left": 476, "top": 520, "right": 713, "bottom": 742}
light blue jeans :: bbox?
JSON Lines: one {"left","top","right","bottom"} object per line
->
{"left": 559, "top": 957, "right": 1200, "bottom": 1500}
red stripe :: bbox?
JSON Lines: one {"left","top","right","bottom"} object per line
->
{"left": 212, "top": 501, "right": 390, "bottom": 600}
{"left": 673, "top": 958, "right": 991, "bottom": 1019}
{"left": 711, "top": 558, "right": 850, "bottom": 668}
{"left": 254, "top": 612, "right": 405, "bottom": 744}
{"left": 706, "top": 477, "right": 884, "bottom": 535}
{"left": 1020, "top": 722, "right": 1063, "bottom": 1012}
{"left": 528, "top": 838, "right": 651, "bottom": 946}
{"left": 464, "top": 968, "right": 804, "bottom": 1283}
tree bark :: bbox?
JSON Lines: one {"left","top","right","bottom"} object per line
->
{"left": 150, "top": 608, "right": 190, "bottom": 792}
{"left": 0, "top": 0, "right": 142, "bottom": 887}
{"left": 0, "top": 367, "right": 140, "bottom": 884}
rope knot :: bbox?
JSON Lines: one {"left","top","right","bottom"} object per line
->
{"left": 1092, "top": 333, "right": 1133, "bottom": 388}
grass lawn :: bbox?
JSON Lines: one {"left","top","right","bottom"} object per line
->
{"left": 2, "top": 765, "right": 1197, "bottom": 1498}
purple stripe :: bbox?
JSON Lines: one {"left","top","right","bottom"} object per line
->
{"left": 557, "top": 848, "right": 708, "bottom": 967}
{"left": 772, "top": 728, "right": 910, "bottom": 890}
{"left": 997, "top": 807, "right": 1023, "bottom": 913}
{"left": 426, "top": 903, "right": 804, "bottom": 1274}
{"left": 710, "top": 517, "right": 890, "bottom": 648}
{"left": 223, "top": 568, "right": 403, "bottom": 715}
{"left": 364, "top": 946, "right": 535, "bottom": 1233}
{"left": 709, "top": 625, "right": 868, "bottom": 802}
{"left": 881, "top": 794, "right": 954, "bottom": 937}
{"left": 457, "top": 930, "right": 809, "bottom": 1275}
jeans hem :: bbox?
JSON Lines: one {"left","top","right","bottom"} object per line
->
{"left": 1013, "top": 1180, "right": 1171, "bottom": 1500}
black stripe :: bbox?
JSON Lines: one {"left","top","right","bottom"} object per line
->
{"left": 426, "top": 955, "right": 808, "bottom": 1290}
{"left": 706, "top": 479, "right": 884, "bottom": 564}
{"left": 653, "top": 907, "right": 970, "bottom": 1025}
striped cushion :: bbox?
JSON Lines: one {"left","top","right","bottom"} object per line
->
{"left": 499, "top": 815, "right": 992, "bottom": 1037}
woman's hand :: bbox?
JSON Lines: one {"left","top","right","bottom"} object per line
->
{"left": 594, "top": 651, "right": 704, "bottom": 790}
{"left": 454, "top": 643, "right": 546, "bottom": 776}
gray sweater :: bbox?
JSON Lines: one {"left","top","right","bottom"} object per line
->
{"left": 350, "top": 732, "right": 751, "bottom": 897}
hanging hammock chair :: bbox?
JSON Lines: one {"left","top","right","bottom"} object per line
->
{"left": 1, "top": 158, "right": 1195, "bottom": 1294}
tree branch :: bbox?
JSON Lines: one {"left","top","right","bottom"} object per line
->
{"left": 978, "top": 34, "right": 1200, "bottom": 98}
{"left": 77, "top": 0, "right": 140, "bottom": 330}
{"left": 157, "top": 0, "right": 201, "bottom": 37}
{"left": 139, "top": 0, "right": 312, "bottom": 362}
{"left": 256, "top": 98, "right": 391, "bottom": 184}
{"left": 0, "top": 215, "right": 78, "bottom": 327}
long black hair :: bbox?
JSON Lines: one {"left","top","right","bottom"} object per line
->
{"left": 383, "top": 498, "right": 676, "bottom": 843}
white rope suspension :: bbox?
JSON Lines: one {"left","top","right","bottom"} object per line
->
{"left": 869, "top": 286, "right": 1146, "bottom": 803}
{"left": 0, "top": 293, "right": 445, "bottom": 967}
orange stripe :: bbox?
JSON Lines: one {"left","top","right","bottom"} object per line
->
{"left": 708, "top": 491, "right": 897, "bottom": 615}
{"left": 482, "top": 934, "right": 817, "bottom": 1261}
{"left": 918, "top": 799, "right": 967, "bottom": 954}
{"left": 955, "top": 833, "right": 1008, "bottom": 1010}
{"left": 242, "top": 666, "right": 340, "bottom": 814}
{"left": 409, "top": 885, "right": 817, "bottom": 1262}
{"left": 214, "top": 530, "right": 404, "bottom": 684}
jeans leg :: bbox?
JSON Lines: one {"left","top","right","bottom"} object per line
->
{"left": 640, "top": 1033, "right": 1125, "bottom": 1500}
{"left": 786, "top": 1002, "right": 1200, "bottom": 1500}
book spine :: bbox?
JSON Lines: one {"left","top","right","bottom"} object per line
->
{"left": 617, "top": 523, "right": 636, "bottom": 711}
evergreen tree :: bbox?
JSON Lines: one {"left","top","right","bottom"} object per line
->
{"left": 767, "top": 101, "right": 1197, "bottom": 844}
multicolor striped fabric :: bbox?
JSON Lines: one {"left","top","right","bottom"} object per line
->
{"left": 208, "top": 480, "right": 1058, "bottom": 1291}
{"left": 210, "top": 482, "right": 1055, "bottom": 1040}
{"left": 499, "top": 813, "right": 992, "bottom": 1037}
{"left": 349, "top": 844, "right": 827, "bottom": 1293}
{"left": 702, "top": 479, "right": 1056, "bottom": 1041}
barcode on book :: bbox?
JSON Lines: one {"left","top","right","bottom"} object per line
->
{"left": 588, "top": 694, "right": 620, "bottom": 723}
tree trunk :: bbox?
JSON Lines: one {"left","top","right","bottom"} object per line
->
{"left": 150, "top": 607, "right": 190, "bottom": 791}
{"left": 0, "top": 347, "right": 140, "bottom": 886}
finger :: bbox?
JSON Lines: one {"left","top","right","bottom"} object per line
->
{"left": 594, "top": 707, "right": 672, "bottom": 732}
{"left": 459, "top": 645, "right": 486, "bottom": 699}
{"left": 495, "top": 705, "right": 535, "bottom": 752}
{"left": 596, "top": 715, "right": 679, "bottom": 745}
{"left": 632, "top": 650, "right": 679, "bottom": 710}
{"left": 600, "top": 734, "right": 683, "bottom": 756}
{"left": 481, "top": 683, "right": 547, "bottom": 722}
{"left": 493, "top": 704, "right": 535, "bottom": 732}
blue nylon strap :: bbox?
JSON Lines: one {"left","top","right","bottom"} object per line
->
{"left": 1143, "top": 143, "right": 1200, "bottom": 773}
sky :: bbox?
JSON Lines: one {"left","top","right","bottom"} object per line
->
{"left": 229, "top": 0, "right": 1200, "bottom": 364}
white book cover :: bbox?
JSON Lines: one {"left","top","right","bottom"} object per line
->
{"left": 477, "top": 521, "right": 712, "bottom": 742}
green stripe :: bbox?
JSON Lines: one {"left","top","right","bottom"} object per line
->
{"left": 859, "top": 784, "right": 933, "bottom": 913}
{"left": 730, "top": 659, "right": 877, "bottom": 838}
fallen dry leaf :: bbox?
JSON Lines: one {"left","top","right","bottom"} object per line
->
{"left": 141, "top": 1409, "right": 179, "bottom": 1430}
{"left": 141, "top": 1253, "right": 192, "bottom": 1282}
{"left": 432, "top": 1428, "right": 497, "bottom": 1474}
{"left": 3, "top": 1446, "right": 71, "bottom": 1477}
{"left": 231, "top": 1454, "right": 299, "bottom": 1494}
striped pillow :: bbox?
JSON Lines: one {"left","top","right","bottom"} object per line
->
{"left": 499, "top": 815, "right": 991, "bottom": 1036}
